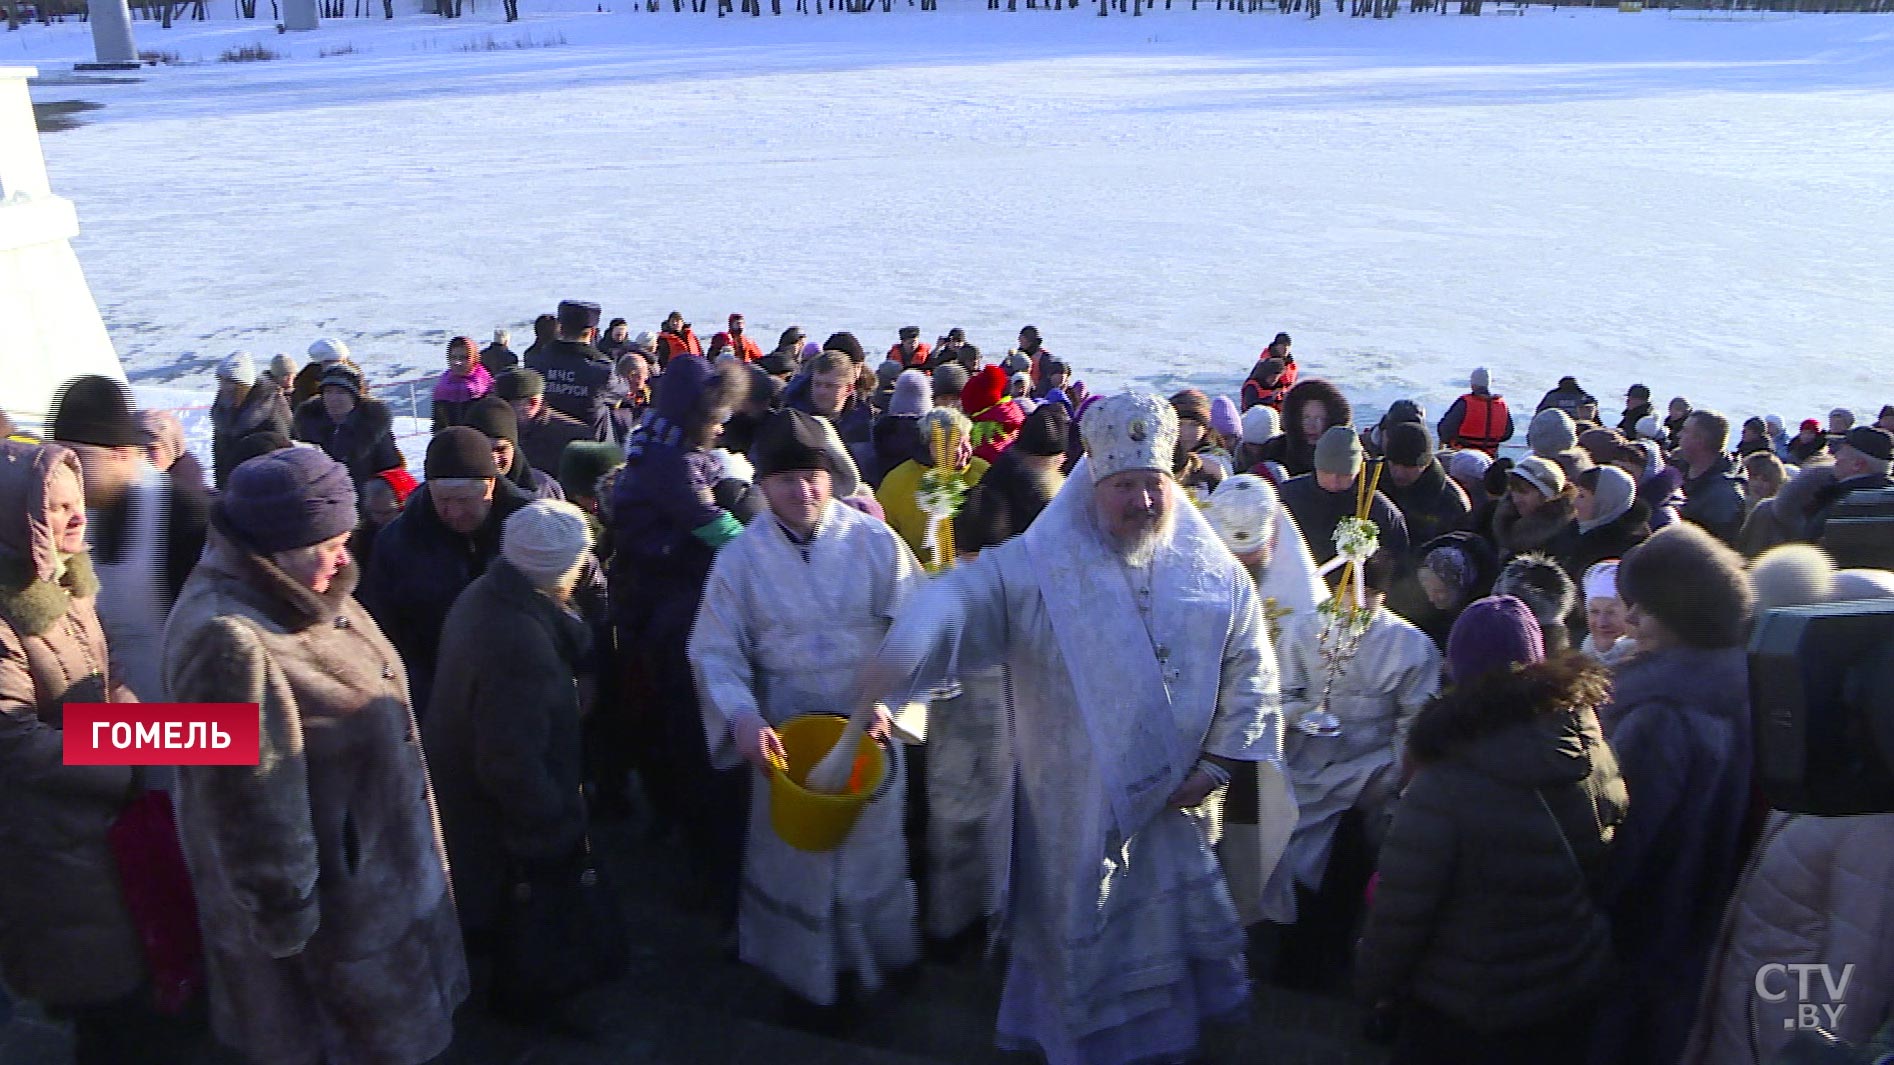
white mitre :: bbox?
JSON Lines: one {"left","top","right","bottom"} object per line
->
{"left": 1206, "top": 473, "right": 1278, "bottom": 555}
{"left": 1080, "top": 391, "right": 1179, "bottom": 482}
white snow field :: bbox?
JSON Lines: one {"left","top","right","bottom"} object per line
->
{"left": 16, "top": 3, "right": 1894, "bottom": 425}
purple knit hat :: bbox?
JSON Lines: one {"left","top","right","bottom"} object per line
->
{"left": 220, "top": 446, "right": 359, "bottom": 553}
{"left": 1446, "top": 595, "right": 1545, "bottom": 685}
{"left": 1209, "top": 395, "right": 1242, "bottom": 440}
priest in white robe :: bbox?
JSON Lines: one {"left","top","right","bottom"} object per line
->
{"left": 1202, "top": 473, "right": 1319, "bottom": 926}
{"left": 856, "top": 392, "right": 1283, "bottom": 1065}
{"left": 690, "top": 409, "right": 924, "bottom": 1007}
{"left": 1258, "top": 553, "right": 1440, "bottom": 935}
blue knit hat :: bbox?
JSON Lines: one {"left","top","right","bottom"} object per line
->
{"left": 220, "top": 447, "right": 359, "bottom": 553}
{"left": 1446, "top": 595, "right": 1544, "bottom": 685}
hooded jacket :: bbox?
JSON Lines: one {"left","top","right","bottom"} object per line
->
{"left": 1259, "top": 379, "right": 1352, "bottom": 478}
{"left": 1357, "top": 654, "right": 1626, "bottom": 1033}
{"left": 610, "top": 356, "right": 743, "bottom": 646}
{"left": 0, "top": 442, "right": 146, "bottom": 1008}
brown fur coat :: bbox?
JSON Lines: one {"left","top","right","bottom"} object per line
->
{"left": 162, "top": 523, "right": 466, "bottom": 1065}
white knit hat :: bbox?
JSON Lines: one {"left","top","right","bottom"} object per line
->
{"left": 1206, "top": 474, "right": 1278, "bottom": 555}
{"left": 267, "top": 354, "right": 298, "bottom": 384}
{"left": 631, "top": 331, "right": 656, "bottom": 354}
{"left": 501, "top": 499, "right": 592, "bottom": 590}
{"left": 217, "top": 351, "right": 256, "bottom": 386}
{"left": 1081, "top": 392, "right": 1178, "bottom": 483}
{"left": 1582, "top": 560, "right": 1620, "bottom": 603}
{"left": 1241, "top": 404, "right": 1281, "bottom": 445}
{"left": 308, "top": 337, "right": 351, "bottom": 365}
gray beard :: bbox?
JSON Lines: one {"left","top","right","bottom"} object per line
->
{"left": 1102, "top": 508, "right": 1175, "bottom": 569}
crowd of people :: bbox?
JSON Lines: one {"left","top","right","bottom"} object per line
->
{"left": 0, "top": 302, "right": 1891, "bottom": 1065}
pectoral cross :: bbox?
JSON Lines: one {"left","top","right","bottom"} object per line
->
{"left": 1261, "top": 596, "right": 1293, "bottom": 645}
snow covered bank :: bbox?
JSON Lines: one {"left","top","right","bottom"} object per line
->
{"left": 18, "top": 3, "right": 1894, "bottom": 427}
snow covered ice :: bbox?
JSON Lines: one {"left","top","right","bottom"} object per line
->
{"left": 17, "top": 2, "right": 1894, "bottom": 426}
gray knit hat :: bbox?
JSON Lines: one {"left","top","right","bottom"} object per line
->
{"left": 1313, "top": 425, "right": 1363, "bottom": 477}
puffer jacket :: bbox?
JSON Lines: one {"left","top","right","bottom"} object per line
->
{"left": 163, "top": 519, "right": 467, "bottom": 1065}
{"left": 1681, "top": 812, "right": 1894, "bottom": 1065}
{"left": 0, "top": 441, "right": 146, "bottom": 1008}
{"left": 1357, "top": 653, "right": 1626, "bottom": 1033}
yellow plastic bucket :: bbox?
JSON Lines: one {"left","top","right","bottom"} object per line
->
{"left": 767, "top": 714, "right": 888, "bottom": 853}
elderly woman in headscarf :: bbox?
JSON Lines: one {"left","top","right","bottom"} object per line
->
{"left": 0, "top": 441, "right": 194, "bottom": 1065}
{"left": 161, "top": 448, "right": 467, "bottom": 1065}
{"left": 1408, "top": 530, "right": 1500, "bottom": 649}
{"left": 1565, "top": 465, "right": 1649, "bottom": 582}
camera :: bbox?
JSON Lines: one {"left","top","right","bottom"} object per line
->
{"left": 1749, "top": 598, "right": 1894, "bottom": 815}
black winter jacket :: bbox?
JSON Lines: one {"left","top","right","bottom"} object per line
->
{"left": 1357, "top": 654, "right": 1627, "bottom": 1032}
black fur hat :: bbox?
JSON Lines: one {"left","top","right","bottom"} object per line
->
{"left": 1616, "top": 523, "right": 1753, "bottom": 649}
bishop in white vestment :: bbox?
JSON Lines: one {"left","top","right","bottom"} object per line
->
{"left": 690, "top": 409, "right": 924, "bottom": 1006}
{"left": 859, "top": 393, "right": 1283, "bottom": 1065}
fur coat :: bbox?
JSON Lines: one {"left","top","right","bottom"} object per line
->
{"left": 162, "top": 521, "right": 467, "bottom": 1065}
{"left": 0, "top": 444, "right": 146, "bottom": 1007}
{"left": 1491, "top": 488, "right": 1580, "bottom": 561}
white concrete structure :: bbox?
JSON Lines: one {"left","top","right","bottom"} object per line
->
{"left": 0, "top": 67, "right": 127, "bottom": 434}
{"left": 283, "top": 0, "right": 321, "bottom": 31}
{"left": 85, "top": 0, "right": 140, "bottom": 67}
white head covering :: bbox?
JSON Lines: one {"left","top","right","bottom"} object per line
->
{"left": 308, "top": 337, "right": 351, "bottom": 365}
{"left": 1241, "top": 405, "right": 1281, "bottom": 446}
{"left": 217, "top": 351, "right": 256, "bottom": 386}
{"left": 493, "top": 327, "right": 511, "bottom": 346}
{"left": 1635, "top": 414, "right": 1662, "bottom": 441}
{"left": 1080, "top": 392, "right": 1178, "bottom": 483}
{"left": 1207, "top": 474, "right": 1327, "bottom": 623}
{"left": 1583, "top": 560, "right": 1620, "bottom": 603}
{"left": 267, "top": 354, "right": 297, "bottom": 384}
{"left": 1580, "top": 465, "right": 1637, "bottom": 533}
{"left": 501, "top": 499, "right": 592, "bottom": 590}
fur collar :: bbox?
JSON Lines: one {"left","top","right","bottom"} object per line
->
{"left": 1494, "top": 489, "right": 1578, "bottom": 554}
{"left": 203, "top": 516, "right": 356, "bottom": 631}
{"left": 1408, "top": 651, "right": 1610, "bottom": 766}
{"left": 0, "top": 550, "right": 101, "bottom": 637}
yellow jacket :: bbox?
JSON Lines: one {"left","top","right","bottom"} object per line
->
{"left": 877, "top": 457, "right": 989, "bottom": 572}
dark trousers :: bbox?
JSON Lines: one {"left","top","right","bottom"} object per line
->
{"left": 645, "top": 635, "right": 748, "bottom": 925}
{"left": 1394, "top": 998, "right": 1597, "bottom": 1065}
{"left": 60, "top": 987, "right": 201, "bottom": 1065}
{"left": 1275, "top": 808, "right": 1371, "bottom": 992}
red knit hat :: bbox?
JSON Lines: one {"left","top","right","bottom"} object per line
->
{"left": 376, "top": 466, "right": 419, "bottom": 506}
{"left": 962, "top": 365, "right": 1009, "bottom": 415}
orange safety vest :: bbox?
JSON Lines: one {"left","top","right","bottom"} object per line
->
{"left": 1454, "top": 393, "right": 1509, "bottom": 455}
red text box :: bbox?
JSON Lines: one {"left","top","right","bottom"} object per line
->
{"left": 63, "top": 703, "right": 261, "bottom": 766}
